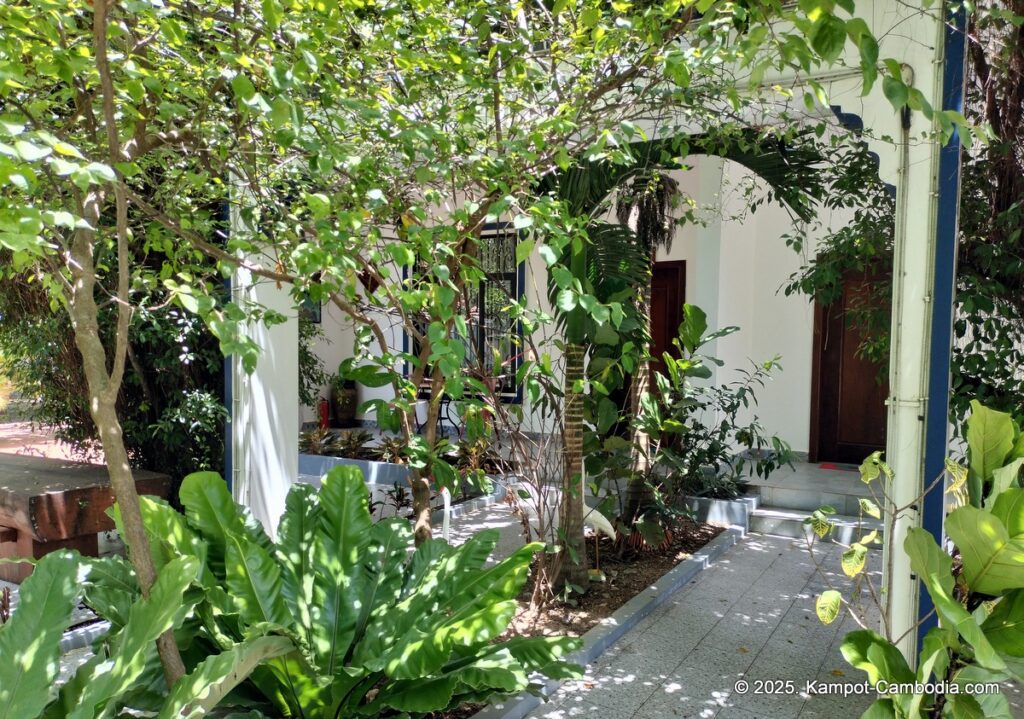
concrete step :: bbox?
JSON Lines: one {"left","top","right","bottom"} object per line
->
{"left": 748, "top": 462, "right": 875, "bottom": 516}
{"left": 750, "top": 506, "right": 883, "bottom": 545}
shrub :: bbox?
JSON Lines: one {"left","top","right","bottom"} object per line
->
{"left": 108, "top": 467, "right": 582, "bottom": 718}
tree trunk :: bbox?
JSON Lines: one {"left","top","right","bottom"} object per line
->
{"left": 554, "top": 343, "right": 589, "bottom": 592}
{"left": 67, "top": 272, "right": 187, "bottom": 686}
{"left": 88, "top": 0, "right": 185, "bottom": 685}
{"left": 624, "top": 270, "right": 654, "bottom": 521}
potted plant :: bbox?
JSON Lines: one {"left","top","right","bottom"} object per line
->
{"left": 330, "top": 374, "right": 358, "bottom": 426}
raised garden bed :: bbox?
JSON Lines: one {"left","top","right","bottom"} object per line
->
{"left": 298, "top": 452, "right": 509, "bottom": 524}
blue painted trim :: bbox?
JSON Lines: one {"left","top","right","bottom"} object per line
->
{"left": 223, "top": 339, "right": 232, "bottom": 493}
{"left": 918, "top": 6, "right": 967, "bottom": 642}
{"left": 217, "top": 201, "right": 233, "bottom": 493}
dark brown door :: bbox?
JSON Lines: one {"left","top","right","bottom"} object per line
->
{"left": 809, "top": 272, "right": 889, "bottom": 464}
{"left": 649, "top": 261, "right": 686, "bottom": 375}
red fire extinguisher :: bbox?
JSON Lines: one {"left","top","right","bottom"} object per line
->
{"left": 318, "top": 397, "right": 330, "bottom": 429}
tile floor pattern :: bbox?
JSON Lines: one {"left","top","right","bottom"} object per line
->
{"left": 525, "top": 534, "right": 1024, "bottom": 719}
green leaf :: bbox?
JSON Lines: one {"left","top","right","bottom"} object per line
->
{"left": 678, "top": 304, "right": 708, "bottom": 354}
{"left": 515, "top": 239, "right": 535, "bottom": 265}
{"left": 811, "top": 16, "right": 848, "bottom": 64}
{"left": 841, "top": 630, "right": 914, "bottom": 685}
{"left": 68, "top": 557, "right": 200, "bottom": 719}
{"left": 967, "top": 400, "right": 1016, "bottom": 506}
{"left": 226, "top": 534, "right": 289, "bottom": 627}
{"left": 13, "top": 140, "right": 51, "bottom": 161}
{"left": 842, "top": 543, "right": 868, "bottom": 577}
{"left": 180, "top": 472, "right": 270, "bottom": 574}
{"left": 816, "top": 590, "right": 842, "bottom": 624}
{"left": 0, "top": 551, "right": 81, "bottom": 719}
{"left": 312, "top": 465, "right": 374, "bottom": 674}
{"left": 858, "top": 33, "right": 879, "bottom": 67}
{"left": 157, "top": 636, "right": 294, "bottom": 719}
{"left": 991, "top": 488, "right": 1024, "bottom": 538}
{"left": 981, "top": 589, "right": 1024, "bottom": 657}
{"left": 80, "top": 555, "right": 138, "bottom": 630}
{"left": 277, "top": 482, "right": 320, "bottom": 649}
{"left": 946, "top": 505, "right": 1024, "bottom": 595}
{"left": 882, "top": 76, "right": 909, "bottom": 109}
{"left": 859, "top": 498, "right": 881, "bottom": 519}
{"left": 904, "top": 528, "right": 1006, "bottom": 671}
{"left": 988, "top": 460, "right": 1024, "bottom": 510}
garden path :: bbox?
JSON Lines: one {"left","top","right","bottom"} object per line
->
{"left": 523, "top": 533, "right": 1024, "bottom": 719}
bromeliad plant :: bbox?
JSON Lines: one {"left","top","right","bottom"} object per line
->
{"left": 121, "top": 466, "right": 580, "bottom": 718}
{"left": 809, "top": 401, "right": 1024, "bottom": 718}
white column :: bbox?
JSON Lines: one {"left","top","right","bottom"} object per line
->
{"left": 882, "top": 26, "right": 950, "bottom": 659}
{"left": 231, "top": 266, "right": 299, "bottom": 538}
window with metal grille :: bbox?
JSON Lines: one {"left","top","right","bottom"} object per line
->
{"left": 408, "top": 223, "right": 524, "bottom": 403}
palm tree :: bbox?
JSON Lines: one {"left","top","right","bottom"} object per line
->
{"left": 543, "top": 128, "right": 823, "bottom": 589}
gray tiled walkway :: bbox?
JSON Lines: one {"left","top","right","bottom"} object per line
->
{"left": 528, "top": 534, "right": 885, "bottom": 719}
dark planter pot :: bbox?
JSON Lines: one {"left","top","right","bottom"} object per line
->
{"left": 331, "top": 381, "right": 358, "bottom": 426}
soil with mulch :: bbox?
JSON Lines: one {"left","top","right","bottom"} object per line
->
{"left": 430, "top": 518, "right": 724, "bottom": 719}
{"left": 507, "top": 517, "right": 724, "bottom": 639}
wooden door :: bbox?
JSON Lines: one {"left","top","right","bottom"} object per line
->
{"left": 809, "top": 272, "right": 889, "bottom": 464}
{"left": 649, "top": 261, "right": 686, "bottom": 375}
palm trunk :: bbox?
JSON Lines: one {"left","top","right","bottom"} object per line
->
{"left": 554, "top": 343, "right": 589, "bottom": 591}
{"left": 624, "top": 261, "right": 654, "bottom": 521}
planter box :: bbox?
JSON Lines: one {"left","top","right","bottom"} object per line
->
{"left": 299, "top": 453, "right": 410, "bottom": 487}
{"left": 680, "top": 494, "right": 756, "bottom": 532}
{"left": 297, "top": 454, "right": 509, "bottom": 522}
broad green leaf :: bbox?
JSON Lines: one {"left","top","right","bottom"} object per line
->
{"left": 180, "top": 472, "right": 270, "bottom": 573}
{"left": 811, "top": 16, "right": 848, "bottom": 64}
{"left": 452, "top": 649, "right": 527, "bottom": 692}
{"left": 990, "top": 488, "right": 1024, "bottom": 538}
{"left": 226, "top": 534, "right": 289, "bottom": 627}
{"left": 312, "top": 465, "right": 374, "bottom": 674}
{"left": 945, "top": 694, "right": 986, "bottom": 718}
{"left": 370, "top": 676, "right": 458, "bottom": 714}
{"left": 967, "top": 400, "right": 1016, "bottom": 506}
{"left": 904, "top": 528, "right": 1006, "bottom": 671}
{"left": 678, "top": 304, "right": 708, "bottom": 354}
{"left": 277, "top": 482, "right": 320, "bottom": 650}
{"left": 816, "top": 590, "right": 842, "bottom": 624}
{"left": 841, "top": 630, "right": 914, "bottom": 685}
{"left": 859, "top": 699, "right": 897, "bottom": 718}
{"left": 882, "top": 76, "right": 909, "bottom": 109}
{"left": 946, "top": 505, "right": 1024, "bottom": 595}
{"left": 351, "top": 519, "right": 413, "bottom": 650}
{"left": 68, "top": 557, "right": 200, "bottom": 719}
{"left": 0, "top": 551, "right": 81, "bottom": 719}
{"left": 80, "top": 555, "right": 138, "bottom": 630}
{"left": 13, "top": 140, "right": 51, "bottom": 161}
{"left": 495, "top": 635, "right": 582, "bottom": 678}
{"left": 981, "top": 589, "right": 1024, "bottom": 657}
{"left": 986, "top": 459, "right": 1024, "bottom": 510}
{"left": 157, "top": 636, "right": 294, "bottom": 719}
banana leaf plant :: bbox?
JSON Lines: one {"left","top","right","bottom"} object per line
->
{"left": 838, "top": 401, "right": 1024, "bottom": 718}
{"left": 108, "top": 466, "right": 581, "bottom": 718}
{"left": 0, "top": 550, "right": 290, "bottom": 719}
